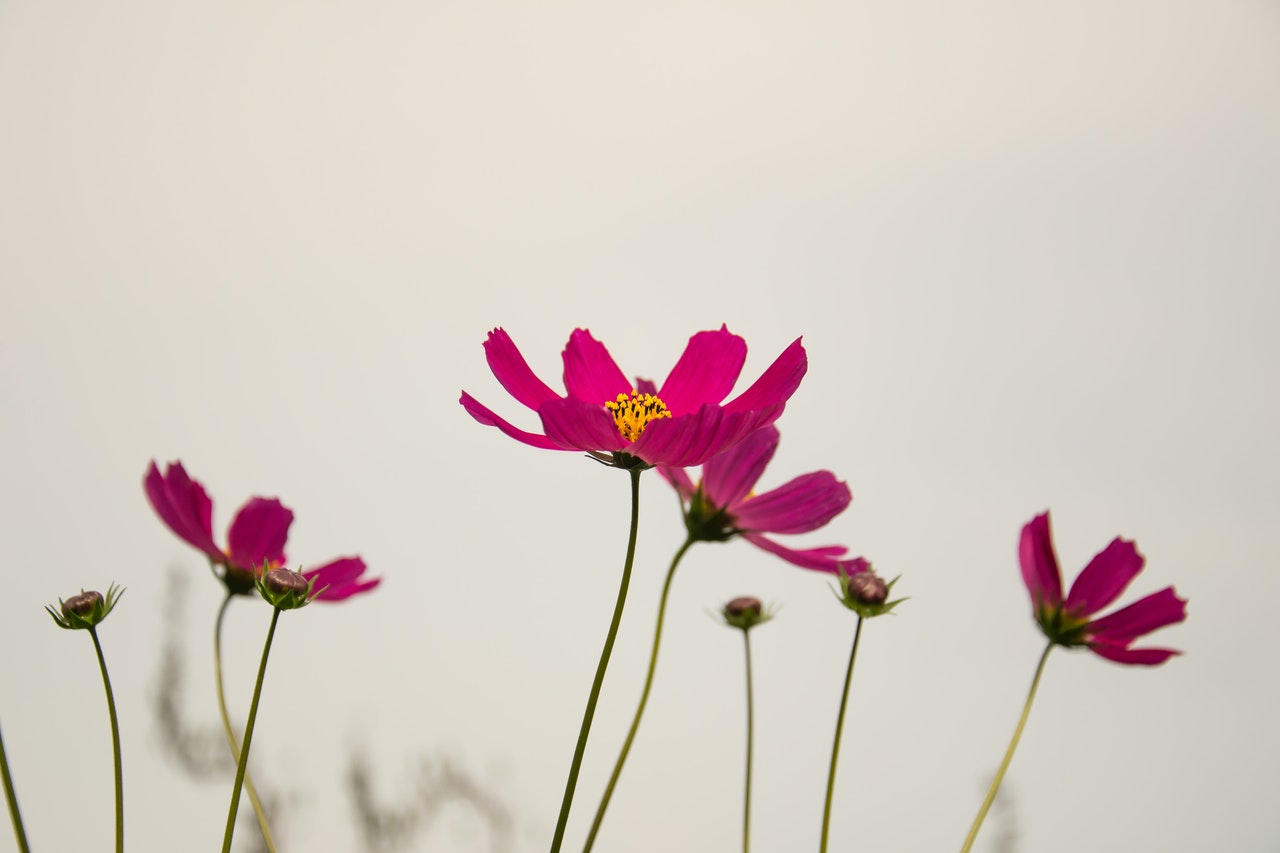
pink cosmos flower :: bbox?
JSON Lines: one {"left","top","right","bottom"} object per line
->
{"left": 661, "top": 425, "right": 869, "bottom": 575}
{"left": 459, "top": 326, "right": 807, "bottom": 469}
{"left": 1019, "top": 511, "right": 1186, "bottom": 665}
{"left": 144, "top": 461, "right": 380, "bottom": 602}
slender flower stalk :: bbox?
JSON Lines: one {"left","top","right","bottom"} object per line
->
{"left": 0, "top": 719, "right": 31, "bottom": 853}
{"left": 223, "top": 568, "right": 316, "bottom": 853}
{"left": 89, "top": 627, "right": 125, "bottom": 853}
{"left": 820, "top": 614, "right": 863, "bottom": 853}
{"left": 740, "top": 628, "right": 755, "bottom": 853}
{"left": 47, "top": 587, "right": 126, "bottom": 853}
{"left": 549, "top": 468, "right": 644, "bottom": 853}
{"left": 822, "top": 570, "right": 902, "bottom": 852}
{"left": 720, "top": 596, "right": 770, "bottom": 853}
{"left": 214, "top": 593, "right": 278, "bottom": 853}
{"left": 581, "top": 535, "right": 696, "bottom": 852}
{"left": 960, "top": 642, "right": 1053, "bottom": 853}
{"left": 222, "top": 606, "right": 282, "bottom": 853}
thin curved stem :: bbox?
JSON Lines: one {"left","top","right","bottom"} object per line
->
{"left": 959, "top": 642, "right": 1054, "bottom": 853}
{"left": 214, "top": 594, "right": 278, "bottom": 853}
{"left": 549, "top": 467, "right": 644, "bottom": 853}
{"left": 741, "top": 628, "right": 755, "bottom": 853}
{"left": 820, "top": 615, "right": 864, "bottom": 853}
{"left": 222, "top": 607, "right": 282, "bottom": 853}
{"left": 581, "top": 535, "right": 695, "bottom": 852}
{"left": 89, "top": 627, "right": 124, "bottom": 853}
{"left": 0, "top": 718, "right": 31, "bottom": 853}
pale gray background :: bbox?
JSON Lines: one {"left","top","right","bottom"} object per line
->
{"left": 1, "top": 1, "right": 1276, "bottom": 851}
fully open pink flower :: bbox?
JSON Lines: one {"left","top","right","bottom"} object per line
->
{"left": 144, "top": 460, "right": 380, "bottom": 602}
{"left": 661, "top": 426, "right": 868, "bottom": 575}
{"left": 1019, "top": 511, "right": 1186, "bottom": 665}
{"left": 459, "top": 326, "right": 807, "bottom": 469}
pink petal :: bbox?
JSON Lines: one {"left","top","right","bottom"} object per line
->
{"left": 303, "top": 556, "right": 381, "bottom": 602}
{"left": 657, "top": 466, "right": 698, "bottom": 502}
{"left": 732, "top": 471, "right": 851, "bottom": 535}
{"left": 701, "top": 426, "right": 778, "bottom": 509}
{"left": 628, "top": 403, "right": 767, "bottom": 468}
{"left": 144, "top": 461, "right": 222, "bottom": 559}
{"left": 226, "top": 497, "right": 293, "bottom": 571}
{"left": 742, "top": 533, "right": 867, "bottom": 575}
{"left": 657, "top": 325, "right": 747, "bottom": 415}
{"left": 1064, "top": 537, "right": 1145, "bottom": 618}
{"left": 1087, "top": 642, "right": 1182, "bottom": 666}
{"left": 722, "top": 337, "right": 807, "bottom": 415}
{"left": 562, "top": 329, "right": 630, "bottom": 404}
{"left": 1019, "top": 512, "right": 1063, "bottom": 614}
{"left": 539, "top": 396, "right": 628, "bottom": 453}
{"left": 482, "top": 328, "right": 562, "bottom": 411}
{"left": 1085, "top": 586, "right": 1188, "bottom": 645}
{"left": 460, "top": 392, "right": 563, "bottom": 451}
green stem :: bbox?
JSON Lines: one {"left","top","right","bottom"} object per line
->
{"left": 741, "top": 628, "right": 755, "bottom": 853}
{"left": 214, "top": 594, "right": 278, "bottom": 853}
{"left": 89, "top": 627, "right": 124, "bottom": 853}
{"left": 581, "top": 535, "right": 695, "bottom": 852}
{"left": 959, "top": 642, "right": 1054, "bottom": 853}
{"left": 820, "top": 615, "right": 863, "bottom": 853}
{"left": 549, "top": 467, "right": 644, "bottom": 853}
{"left": 0, "top": 718, "right": 31, "bottom": 853}
{"left": 222, "top": 607, "right": 282, "bottom": 853}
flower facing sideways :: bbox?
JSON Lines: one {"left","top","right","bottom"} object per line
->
{"left": 144, "top": 461, "right": 380, "bottom": 602}
{"left": 459, "top": 326, "right": 807, "bottom": 469}
{"left": 1019, "top": 511, "right": 1187, "bottom": 665}
{"left": 661, "top": 425, "right": 868, "bottom": 575}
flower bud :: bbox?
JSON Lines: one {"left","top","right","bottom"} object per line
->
{"left": 256, "top": 567, "right": 316, "bottom": 610}
{"left": 62, "top": 591, "right": 103, "bottom": 618}
{"left": 47, "top": 584, "right": 124, "bottom": 630}
{"left": 847, "top": 572, "right": 888, "bottom": 606}
{"left": 721, "top": 596, "right": 772, "bottom": 631}
{"left": 836, "top": 565, "right": 904, "bottom": 618}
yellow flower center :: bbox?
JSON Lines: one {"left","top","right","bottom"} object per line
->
{"left": 605, "top": 390, "right": 672, "bottom": 442}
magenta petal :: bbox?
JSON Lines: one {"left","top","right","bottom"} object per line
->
{"left": 657, "top": 325, "right": 747, "bottom": 415}
{"left": 629, "top": 404, "right": 766, "bottom": 468}
{"left": 144, "top": 461, "right": 222, "bottom": 559}
{"left": 539, "top": 396, "right": 628, "bottom": 453}
{"left": 658, "top": 466, "right": 698, "bottom": 502}
{"left": 460, "top": 392, "right": 563, "bottom": 450}
{"left": 1019, "top": 512, "right": 1063, "bottom": 613}
{"left": 1087, "top": 642, "right": 1182, "bottom": 666}
{"left": 1086, "top": 586, "right": 1188, "bottom": 645}
{"left": 226, "top": 497, "right": 293, "bottom": 570}
{"left": 722, "top": 337, "right": 807, "bottom": 415}
{"left": 562, "top": 329, "right": 631, "bottom": 404}
{"left": 482, "top": 328, "right": 561, "bottom": 411}
{"left": 743, "top": 533, "right": 868, "bottom": 574}
{"left": 732, "top": 471, "right": 852, "bottom": 535}
{"left": 702, "top": 426, "right": 778, "bottom": 509}
{"left": 303, "top": 556, "right": 381, "bottom": 602}
{"left": 1064, "top": 537, "right": 1145, "bottom": 618}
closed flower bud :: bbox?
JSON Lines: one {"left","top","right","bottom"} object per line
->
{"left": 256, "top": 567, "right": 316, "bottom": 610}
{"left": 847, "top": 572, "right": 887, "bottom": 606}
{"left": 836, "top": 566, "right": 904, "bottom": 618}
{"left": 721, "top": 596, "right": 773, "bottom": 631}
{"left": 47, "top": 584, "right": 124, "bottom": 630}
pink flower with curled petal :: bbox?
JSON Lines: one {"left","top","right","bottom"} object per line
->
{"left": 144, "top": 461, "right": 379, "bottom": 602}
{"left": 1019, "top": 511, "right": 1186, "bottom": 665}
{"left": 459, "top": 326, "right": 807, "bottom": 469}
{"left": 660, "top": 426, "right": 869, "bottom": 575}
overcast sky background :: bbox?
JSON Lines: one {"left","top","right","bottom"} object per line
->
{"left": 1, "top": 1, "right": 1277, "bottom": 851}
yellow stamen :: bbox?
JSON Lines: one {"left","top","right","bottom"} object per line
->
{"left": 605, "top": 390, "right": 672, "bottom": 442}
